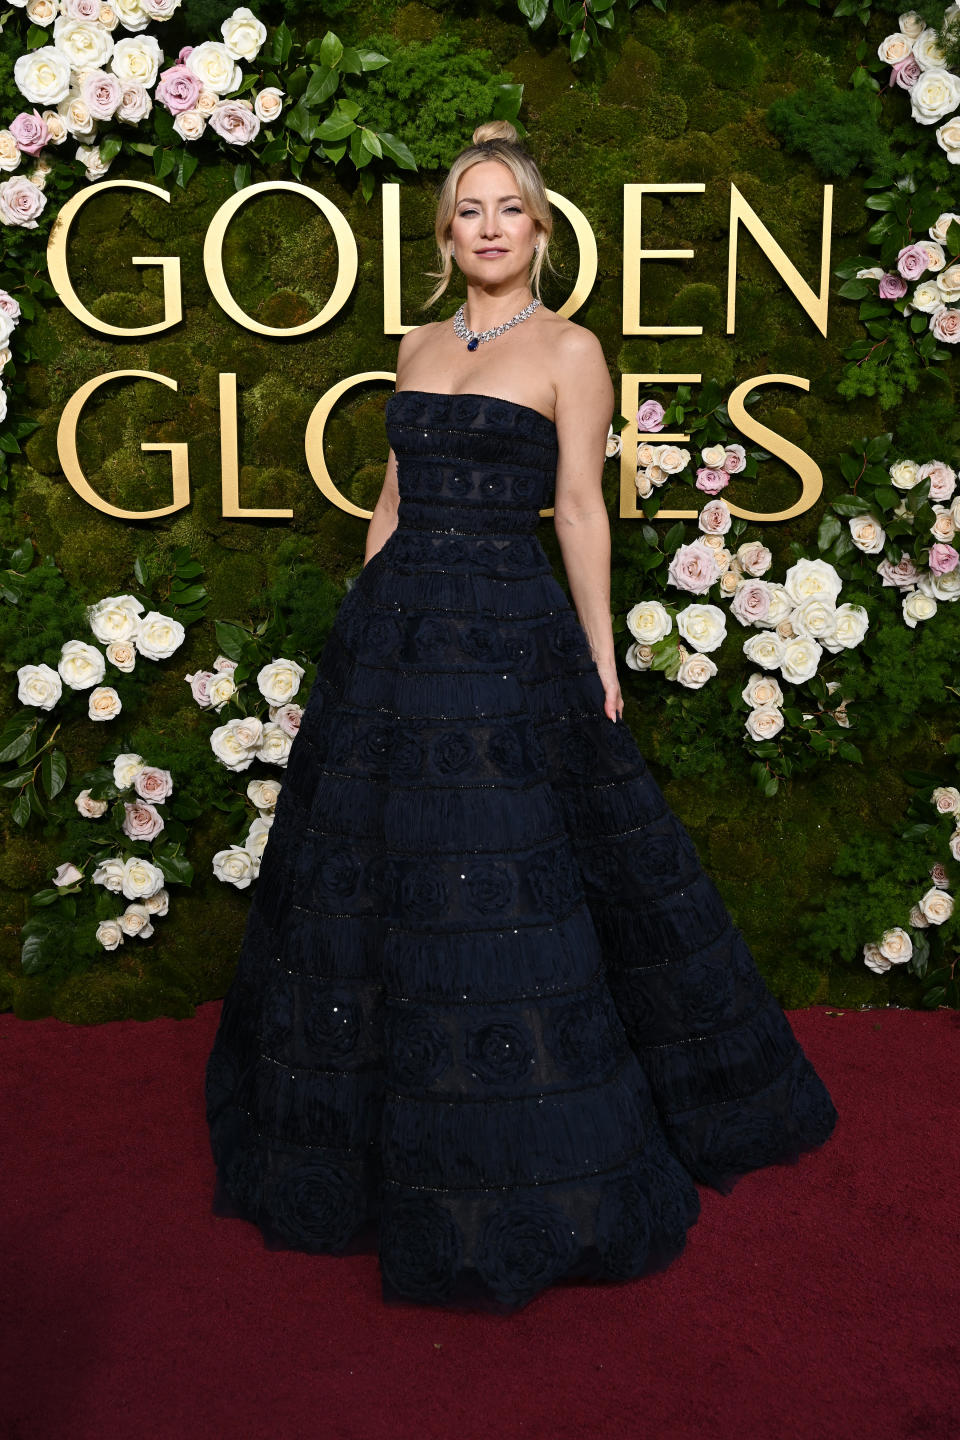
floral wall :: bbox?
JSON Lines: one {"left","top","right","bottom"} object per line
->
{"left": 0, "top": 0, "right": 958, "bottom": 1022}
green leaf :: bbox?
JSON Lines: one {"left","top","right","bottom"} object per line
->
{"left": 269, "top": 20, "right": 294, "bottom": 66}
{"left": 359, "top": 127, "right": 382, "bottom": 158}
{"left": 233, "top": 162, "right": 251, "bottom": 192}
{"left": 157, "top": 852, "right": 194, "bottom": 886}
{"left": 357, "top": 49, "right": 391, "bottom": 71}
{"left": 40, "top": 748, "right": 67, "bottom": 800}
{"left": 569, "top": 30, "right": 591, "bottom": 62}
{"left": 818, "top": 512, "right": 841, "bottom": 551}
{"left": 319, "top": 30, "right": 344, "bottom": 69}
{"left": 377, "top": 131, "right": 417, "bottom": 171}
{"left": 177, "top": 149, "right": 199, "bottom": 190}
{"left": 214, "top": 620, "right": 249, "bottom": 661}
{"left": 305, "top": 65, "right": 339, "bottom": 108}
{"left": 338, "top": 45, "right": 364, "bottom": 75}
{"left": 316, "top": 113, "right": 356, "bottom": 141}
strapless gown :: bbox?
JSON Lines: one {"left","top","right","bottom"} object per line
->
{"left": 204, "top": 388, "right": 838, "bottom": 1312}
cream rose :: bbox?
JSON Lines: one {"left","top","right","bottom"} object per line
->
{"left": 0, "top": 131, "right": 22, "bottom": 173}
{"left": 106, "top": 640, "right": 136, "bottom": 671}
{"left": 783, "top": 556, "right": 843, "bottom": 605}
{"left": 742, "top": 631, "right": 783, "bottom": 669}
{"left": 908, "top": 280, "right": 944, "bottom": 314}
{"left": 676, "top": 651, "right": 717, "bottom": 689}
{"left": 76, "top": 787, "right": 108, "bottom": 818}
{"left": 931, "top": 785, "right": 960, "bottom": 815}
{"left": 676, "top": 602, "right": 726, "bottom": 653}
{"left": 654, "top": 444, "right": 690, "bottom": 475}
{"left": 26, "top": 0, "right": 58, "bottom": 24}
{"left": 112, "top": 0, "right": 150, "bottom": 33}
{"left": 257, "top": 658, "right": 305, "bottom": 706}
{"left": 254, "top": 86, "right": 284, "bottom": 124}
{"left": 244, "top": 815, "right": 273, "bottom": 860}
{"left": 213, "top": 843, "right": 258, "bottom": 888}
{"left": 898, "top": 11, "right": 926, "bottom": 41}
{"left": 40, "top": 109, "right": 68, "bottom": 143}
{"left": 878, "top": 32, "right": 915, "bottom": 64}
{"left": 912, "top": 28, "right": 948, "bottom": 70}
{"left": 823, "top": 602, "right": 869, "bottom": 651}
{"left": 210, "top": 717, "right": 263, "bottom": 771}
{"left": 88, "top": 685, "right": 122, "bottom": 721}
{"left": 745, "top": 705, "right": 784, "bottom": 741}
{"left": 92, "top": 856, "right": 125, "bottom": 891}
{"left": 113, "top": 751, "right": 143, "bottom": 788}
{"left": 791, "top": 596, "right": 839, "bottom": 642}
{"left": 58, "top": 90, "right": 98, "bottom": 140}
{"left": 110, "top": 34, "right": 164, "bottom": 89}
{"left": 58, "top": 638, "right": 105, "bottom": 689}
{"left": 626, "top": 599, "right": 672, "bottom": 644}
{"left": 96, "top": 917, "right": 124, "bottom": 950}
{"left": 903, "top": 589, "right": 937, "bottom": 626}
{"left": 878, "top": 926, "right": 913, "bottom": 962}
{"left": 117, "top": 79, "right": 152, "bottom": 123}
{"left": 173, "top": 109, "right": 206, "bottom": 141}
{"left": 119, "top": 903, "right": 154, "bottom": 939}
{"left": 910, "top": 68, "right": 960, "bottom": 124}
{"left": 135, "top": 611, "right": 185, "bottom": 659}
{"left": 208, "top": 672, "right": 237, "bottom": 709}
{"left": 247, "top": 776, "right": 281, "bottom": 811}
{"left": 779, "top": 636, "right": 822, "bottom": 684}
{"left": 918, "top": 885, "right": 954, "bottom": 924}
{"left": 624, "top": 642, "right": 654, "bottom": 671}
{"left": 185, "top": 40, "right": 242, "bottom": 96}
{"left": 142, "top": 887, "right": 169, "bottom": 915}
{"left": 86, "top": 592, "right": 143, "bottom": 643}
{"left": 849, "top": 513, "right": 886, "bottom": 553}
{"left": 256, "top": 721, "right": 294, "bottom": 766}
{"left": 52, "top": 16, "right": 115, "bottom": 70}
{"left": 742, "top": 671, "right": 784, "bottom": 708}
{"left": 221, "top": 6, "right": 267, "bottom": 62}
{"left": 121, "top": 855, "right": 164, "bottom": 900}
{"left": 18, "top": 662, "right": 62, "bottom": 709}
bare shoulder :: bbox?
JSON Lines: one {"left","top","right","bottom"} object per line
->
{"left": 396, "top": 321, "right": 441, "bottom": 380}
{"left": 543, "top": 315, "right": 613, "bottom": 422}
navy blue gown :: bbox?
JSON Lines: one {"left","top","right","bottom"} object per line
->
{"left": 204, "top": 388, "right": 838, "bottom": 1312}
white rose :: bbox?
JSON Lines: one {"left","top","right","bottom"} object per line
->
{"left": 244, "top": 814, "right": 273, "bottom": 860}
{"left": 604, "top": 425, "right": 621, "bottom": 459}
{"left": 256, "top": 720, "right": 294, "bottom": 766}
{"left": 58, "top": 638, "right": 105, "bottom": 689}
{"left": 53, "top": 16, "right": 114, "bottom": 70}
{"left": 653, "top": 443, "right": 689, "bottom": 475}
{"left": 110, "top": 34, "right": 163, "bottom": 88}
{"left": 910, "top": 68, "right": 960, "bottom": 125}
{"left": 88, "top": 685, "right": 121, "bottom": 721}
{"left": 930, "top": 504, "right": 956, "bottom": 542}
{"left": 856, "top": 265, "right": 886, "bottom": 280}
{"left": 96, "top": 918, "right": 124, "bottom": 950}
{"left": 863, "top": 940, "right": 892, "bottom": 974}
{"left": 676, "top": 651, "right": 717, "bottom": 689}
{"left": 135, "top": 610, "right": 185, "bottom": 659}
{"left": 936, "top": 116, "right": 960, "bottom": 161}
{"left": 700, "top": 442, "right": 726, "bottom": 469}
{"left": 78, "top": 139, "right": 115, "bottom": 180}
{"left": 87, "top": 595, "right": 142, "bottom": 644}
{"left": 112, "top": 0, "right": 150, "bottom": 32}
{"left": 626, "top": 599, "right": 672, "bottom": 644}
{"left": 0, "top": 131, "right": 22, "bottom": 173}
{"left": 221, "top": 6, "right": 267, "bottom": 61}
{"left": 878, "top": 926, "right": 913, "bottom": 962}
{"left": 918, "top": 239, "right": 946, "bottom": 273}
{"left": 17, "top": 662, "right": 62, "bottom": 709}
{"left": 257, "top": 658, "right": 305, "bottom": 706}
{"left": 918, "top": 885, "right": 954, "bottom": 924}
{"left": 210, "top": 716, "right": 263, "bottom": 771}
{"left": 824, "top": 603, "right": 870, "bottom": 652}
{"left": 121, "top": 855, "right": 164, "bottom": 900}
{"left": 254, "top": 86, "right": 284, "bottom": 126}
{"left": 780, "top": 636, "right": 823, "bottom": 684}
{"left": 931, "top": 785, "right": 960, "bottom": 815}
{"left": 113, "top": 751, "right": 143, "bottom": 788}
{"left": 99, "top": 3, "right": 120, "bottom": 29}
{"left": 213, "top": 843, "right": 258, "bottom": 888}
{"left": 142, "top": 887, "right": 169, "bottom": 915}
{"left": 783, "top": 557, "right": 843, "bottom": 606}
{"left": 742, "top": 631, "right": 783, "bottom": 669}
{"left": 40, "top": 108, "right": 69, "bottom": 143}
{"left": 92, "top": 856, "right": 125, "bottom": 891}
{"left": 902, "top": 589, "right": 937, "bottom": 627}
{"left": 889, "top": 458, "right": 920, "bottom": 490}
{"left": 14, "top": 47, "right": 73, "bottom": 105}
{"left": 58, "top": 90, "right": 97, "bottom": 140}
{"left": 105, "top": 640, "right": 136, "bottom": 672}
{"left": 247, "top": 776, "right": 281, "bottom": 811}
{"left": 930, "top": 211, "right": 960, "bottom": 244}
{"left": 745, "top": 705, "right": 784, "bottom": 741}
{"left": 119, "top": 903, "right": 154, "bottom": 938}
{"left": 76, "top": 787, "right": 109, "bottom": 818}
{"left": 173, "top": 110, "right": 206, "bottom": 142}
{"left": 936, "top": 265, "right": 960, "bottom": 302}
{"left": 791, "top": 596, "right": 838, "bottom": 643}
{"left": 742, "top": 671, "right": 784, "bottom": 708}
{"left": 898, "top": 11, "right": 926, "bottom": 41}
{"left": 849, "top": 513, "right": 886, "bottom": 553}
{"left": 194, "top": 88, "right": 218, "bottom": 116}
{"left": 185, "top": 40, "right": 242, "bottom": 96}
{"left": 676, "top": 602, "right": 726, "bottom": 652}
{"left": 624, "top": 641, "right": 654, "bottom": 671}
{"left": 907, "top": 280, "right": 944, "bottom": 315}
{"left": 209, "top": 672, "right": 237, "bottom": 709}
{"left": 912, "top": 27, "right": 948, "bottom": 70}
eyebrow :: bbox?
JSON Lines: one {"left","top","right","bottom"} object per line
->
{"left": 456, "top": 195, "right": 523, "bottom": 204}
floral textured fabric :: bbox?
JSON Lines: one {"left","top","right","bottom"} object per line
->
{"left": 204, "top": 389, "right": 838, "bottom": 1313}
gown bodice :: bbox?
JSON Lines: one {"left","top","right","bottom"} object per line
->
{"left": 383, "top": 390, "right": 559, "bottom": 547}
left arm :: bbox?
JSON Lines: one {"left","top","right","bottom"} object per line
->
{"left": 551, "top": 326, "right": 622, "bottom": 722}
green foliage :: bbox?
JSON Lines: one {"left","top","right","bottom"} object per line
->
{"left": 766, "top": 78, "right": 893, "bottom": 178}
{"left": 341, "top": 32, "right": 521, "bottom": 172}
{"left": 0, "top": 541, "right": 87, "bottom": 672}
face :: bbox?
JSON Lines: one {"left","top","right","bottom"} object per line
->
{"left": 450, "top": 159, "right": 539, "bottom": 277}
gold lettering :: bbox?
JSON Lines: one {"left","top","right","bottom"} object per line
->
{"left": 622, "top": 183, "right": 705, "bottom": 336}
{"left": 619, "top": 373, "right": 701, "bottom": 520}
{"left": 727, "top": 182, "right": 833, "bottom": 336}
{"left": 219, "top": 372, "right": 293, "bottom": 518}
{"left": 724, "top": 374, "right": 822, "bottom": 521}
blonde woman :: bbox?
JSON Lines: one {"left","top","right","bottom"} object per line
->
{"left": 205, "top": 119, "right": 837, "bottom": 1313}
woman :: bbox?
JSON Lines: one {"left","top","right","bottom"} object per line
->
{"left": 205, "top": 119, "right": 838, "bottom": 1314}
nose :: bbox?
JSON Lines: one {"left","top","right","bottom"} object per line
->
{"left": 479, "top": 210, "right": 503, "bottom": 239}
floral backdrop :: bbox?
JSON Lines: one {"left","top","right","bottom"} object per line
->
{"left": 0, "top": 0, "right": 958, "bottom": 1023}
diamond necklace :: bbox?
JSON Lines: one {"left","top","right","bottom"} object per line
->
{"left": 453, "top": 297, "right": 542, "bottom": 352}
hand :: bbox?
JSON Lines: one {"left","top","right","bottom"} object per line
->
{"left": 595, "top": 656, "right": 624, "bottom": 723}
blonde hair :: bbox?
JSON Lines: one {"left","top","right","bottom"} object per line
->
{"left": 421, "top": 119, "right": 556, "bottom": 310}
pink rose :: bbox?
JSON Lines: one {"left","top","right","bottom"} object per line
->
{"left": 9, "top": 110, "right": 49, "bottom": 157}
{"left": 636, "top": 399, "right": 665, "bottom": 433}
{"left": 879, "top": 272, "right": 908, "bottom": 299}
{"left": 730, "top": 579, "right": 771, "bottom": 627}
{"left": 891, "top": 55, "right": 922, "bottom": 88}
{"left": 81, "top": 70, "right": 123, "bottom": 122}
{"left": 186, "top": 669, "right": 215, "bottom": 704}
{"left": 0, "top": 288, "right": 21, "bottom": 323}
{"left": 930, "top": 861, "right": 950, "bottom": 888}
{"left": 156, "top": 64, "right": 203, "bottom": 116}
{"left": 53, "top": 861, "right": 84, "bottom": 887}
{"left": 917, "top": 460, "right": 956, "bottom": 501}
{"left": 213, "top": 654, "right": 237, "bottom": 672}
{"left": 698, "top": 497, "right": 732, "bottom": 534}
{"left": 133, "top": 765, "right": 174, "bottom": 802}
{"left": 667, "top": 540, "right": 721, "bottom": 595}
{"left": 695, "top": 467, "right": 728, "bottom": 494}
{"left": 273, "top": 703, "right": 303, "bottom": 738}
{"left": 931, "top": 306, "right": 960, "bottom": 342}
{"left": 0, "top": 175, "right": 46, "bottom": 229}
{"left": 209, "top": 101, "right": 261, "bottom": 145}
{"left": 722, "top": 444, "right": 746, "bottom": 474}
{"left": 64, "top": 0, "right": 100, "bottom": 16}
{"left": 897, "top": 243, "right": 930, "bottom": 281}
{"left": 122, "top": 801, "right": 165, "bottom": 841}
{"left": 928, "top": 542, "right": 959, "bottom": 574}
{"left": 877, "top": 553, "right": 921, "bottom": 588}
{"left": 178, "top": 46, "right": 194, "bottom": 63}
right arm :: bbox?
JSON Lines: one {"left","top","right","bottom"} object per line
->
{"left": 364, "top": 330, "right": 425, "bottom": 565}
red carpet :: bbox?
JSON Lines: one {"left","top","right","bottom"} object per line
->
{"left": 2, "top": 1002, "right": 959, "bottom": 1440}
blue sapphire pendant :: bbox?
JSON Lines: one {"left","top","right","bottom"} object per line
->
{"left": 467, "top": 337, "right": 479, "bottom": 351}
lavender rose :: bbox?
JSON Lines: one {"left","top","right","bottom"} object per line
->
{"left": 9, "top": 110, "right": 49, "bottom": 156}
{"left": 667, "top": 540, "right": 721, "bottom": 595}
{"left": 636, "top": 399, "right": 665, "bottom": 432}
{"left": 0, "top": 174, "right": 46, "bottom": 228}
{"left": 155, "top": 63, "right": 202, "bottom": 115}
{"left": 897, "top": 243, "right": 931, "bottom": 280}
{"left": 879, "top": 272, "right": 908, "bottom": 298}
{"left": 208, "top": 99, "right": 261, "bottom": 145}
{"left": 930, "top": 306, "right": 960, "bottom": 342}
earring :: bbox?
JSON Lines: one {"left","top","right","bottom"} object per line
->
{"left": 451, "top": 245, "right": 455, "bottom": 257}
{"left": 533, "top": 244, "right": 539, "bottom": 256}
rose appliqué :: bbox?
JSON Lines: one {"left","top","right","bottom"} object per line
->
{"left": 430, "top": 730, "right": 476, "bottom": 776}
{"left": 264, "top": 1158, "right": 366, "bottom": 1252}
{"left": 319, "top": 849, "right": 362, "bottom": 901}
{"left": 475, "top": 1197, "right": 579, "bottom": 1304}
{"left": 379, "top": 1195, "right": 463, "bottom": 1303}
{"left": 526, "top": 846, "right": 583, "bottom": 914}
{"left": 486, "top": 725, "right": 525, "bottom": 777}
{"left": 464, "top": 1018, "right": 536, "bottom": 1086}
{"left": 460, "top": 624, "right": 504, "bottom": 663}
{"left": 413, "top": 617, "right": 448, "bottom": 657}
{"left": 547, "top": 992, "right": 616, "bottom": 1084}
{"left": 681, "top": 955, "right": 734, "bottom": 1029}
{"left": 385, "top": 1006, "right": 452, "bottom": 1088}
{"left": 399, "top": 865, "right": 449, "bottom": 919}
{"left": 303, "top": 985, "right": 364, "bottom": 1063}
{"left": 358, "top": 722, "right": 391, "bottom": 767}
{"left": 392, "top": 735, "right": 424, "bottom": 778}
{"left": 464, "top": 860, "right": 517, "bottom": 916}
{"left": 363, "top": 613, "right": 401, "bottom": 658}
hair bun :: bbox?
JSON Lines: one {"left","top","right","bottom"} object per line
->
{"left": 471, "top": 119, "right": 519, "bottom": 146}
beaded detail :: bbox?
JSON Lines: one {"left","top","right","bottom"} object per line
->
{"left": 205, "top": 390, "right": 839, "bottom": 1312}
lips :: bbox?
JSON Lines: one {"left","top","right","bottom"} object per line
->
{"left": 476, "top": 249, "right": 507, "bottom": 255}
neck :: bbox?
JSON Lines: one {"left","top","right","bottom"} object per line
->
{"left": 463, "top": 282, "right": 535, "bottom": 332}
